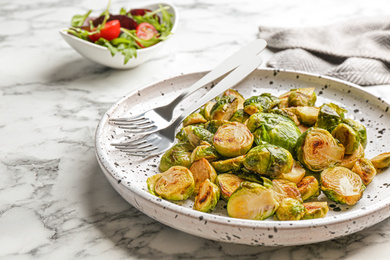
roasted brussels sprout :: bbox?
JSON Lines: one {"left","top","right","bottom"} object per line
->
{"left": 343, "top": 118, "right": 368, "bottom": 148}
{"left": 183, "top": 125, "right": 214, "bottom": 147}
{"left": 274, "top": 198, "right": 306, "bottom": 221}
{"left": 210, "top": 95, "right": 239, "bottom": 120}
{"left": 216, "top": 173, "right": 245, "bottom": 201}
{"left": 229, "top": 109, "right": 249, "bottom": 123}
{"left": 244, "top": 143, "right": 294, "bottom": 178}
{"left": 223, "top": 89, "right": 245, "bottom": 109}
{"left": 341, "top": 144, "right": 365, "bottom": 169}
{"left": 200, "top": 101, "right": 216, "bottom": 121}
{"left": 297, "top": 176, "right": 320, "bottom": 201}
{"left": 279, "top": 87, "right": 316, "bottom": 108}
{"left": 315, "top": 103, "right": 347, "bottom": 132}
{"left": 271, "top": 179, "right": 303, "bottom": 203}
{"left": 146, "top": 173, "right": 163, "bottom": 197}
{"left": 193, "top": 179, "right": 220, "bottom": 213}
{"left": 246, "top": 113, "right": 301, "bottom": 154}
{"left": 236, "top": 169, "right": 273, "bottom": 188}
{"left": 213, "top": 122, "right": 254, "bottom": 157}
{"left": 331, "top": 123, "right": 360, "bottom": 154}
{"left": 190, "top": 142, "right": 220, "bottom": 162}
{"left": 211, "top": 155, "right": 245, "bottom": 173}
{"left": 183, "top": 112, "right": 207, "bottom": 127}
{"left": 352, "top": 158, "right": 377, "bottom": 186}
{"left": 370, "top": 152, "right": 390, "bottom": 169}
{"left": 154, "top": 166, "right": 195, "bottom": 201}
{"left": 227, "top": 182, "right": 279, "bottom": 220}
{"left": 320, "top": 166, "right": 365, "bottom": 206}
{"left": 189, "top": 158, "right": 217, "bottom": 194}
{"left": 270, "top": 108, "right": 301, "bottom": 126}
{"left": 302, "top": 202, "right": 329, "bottom": 219}
{"left": 295, "top": 127, "right": 345, "bottom": 172}
{"left": 204, "top": 120, "right": 230, "bottom": 134}
{"left": 159, "top": 143, "right": 193, "bottom": 172}
{"left": 278, "top": 160, "right": 306, "bottom": 184}
{"left": 298, "top": 124, "right": 310, "bottom": 134}
{"left": 243, "top": 93, "right": 280, "bottom": 115}
{"left": 295, "top": 106, "right": 319, "bottom": 126}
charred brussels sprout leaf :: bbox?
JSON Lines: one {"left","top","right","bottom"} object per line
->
{"left": 297, "top": 176, "right": 320, "bottom": 201}
{"left": 227, "top": 182, "right": 279, "bottom": 220}
{"left": 274, "top": 198, "right": 306, "bottom": 221}
{"left": 210, "top": 95, "right": 239, "bottom": 120}
{"left": 193, "top": 179, "right": 220, "bottom": 213}
{"left": 244, "top": 143, "right": 294, "bottom": 178}
{"left": 320, "top": 166, "right": 365, "bottom": 206}
{"left": 371, "top": 152, "right": 390, "bottom": 169}
{"left": 155, "top": 166, "right": 195, "bottom": 201}
{"left": 216, "top": 173, "right": 245, "bottom": 201}
{"left": 331, "top": 123, "right": 360, "bottom": 154}
{"left": 246, "top": 113, "right": 301, "bottom": 154}
{"left": 213, "top": 122, "right": 254, "bottom": 157}
{"left": 343, "top": 118, "right": 368, "bottom": 148}
{"left": 341, "top": 144, "right": 365, "bottom": 169}
{"left": 315, "top": 103, "right": 347, "bottom": 132}
{"left": 243, "top": 93, "right": 280, "bottom": 115}
{"left": 352, "top": 158, "right": 376, "bottom": 186}
{"left": 211, "top": 155, "right": 245, "bottom": 173}
{"left": 183, "top": 125, "right": 214, "bottom": 147}
{"left": 189, "top": 158, "right": 217, "bottom": 195}
{"left": 183, "top": 112, "right": 207, "bottom": 127}
{"left": 236, "top": 169, "right": 273, "bottom": 188}
{"left": 270, "top": 108, "right": 301, "bottom": 126}
{"left": 302, "top": 202, "right": 329, "bottom": 219}
{"left": 159, "top": 143, "right": 193, "bottom": 172}
{"left": 229, "top": 109, "right": 249, "bottom": 123}
{"left": 295, "top": 127, "right": 345, "bottom": 172}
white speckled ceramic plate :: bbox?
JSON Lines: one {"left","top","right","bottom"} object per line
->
{"left": 95, "top": 69, "right": 390, "bottom": 246}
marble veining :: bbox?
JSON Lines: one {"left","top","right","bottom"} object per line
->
{"left": 1, "top": 0, "right": 390, "bottom": 259}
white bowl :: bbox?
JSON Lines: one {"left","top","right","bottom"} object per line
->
{"left": 59, "top": 2, "right": 178, "bottom": 69}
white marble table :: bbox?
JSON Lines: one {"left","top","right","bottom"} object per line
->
{"left": 1, "top": 0, "right": 390, "bottom": 259}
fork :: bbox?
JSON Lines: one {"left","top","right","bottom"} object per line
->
{"left": 112, "top": 53, "right": 264, "bottom": 157}
{"left": 109, "top": 39, "right": 267, "bottom": 135}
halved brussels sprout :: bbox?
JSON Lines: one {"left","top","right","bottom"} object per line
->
{"left": 229, "top": 109, "right": 250, "bottom": 124}
{"left": 302, "top": 202, "right": 329, "bottom": 219}
{"left": 213, "top": 122, "right": 254, "bottom": 157}
{"left": 320, "top": 166, "right": 365, "bottom": 206}
{"left": 331, "top": 123, "right": 360, "bottom": 154}
{"left": 352, "top": 158, "right": 377, "bottom": 186}
{"left": 227, "top": 182, "right": 279, "bottom": 220}
{"left": 297, "top": 176, "right": 320, "bottom": 201}
{"left": 216, "top": 173, "right": 245, "bottom": 201}
{"left": 189, "top": 158, "right": 217, "bottom": 194}
{"left": 190, "top": 142, "right": 220, "bottom": 163}
{"left": 210, "top": 95, "right": 239, "bottom": 120}
{"left": 279, "top": 87, "right": 316, "bottom": 108}
{"left": 274, "top": 198, "right": 306, "bottom": 221}
{"left": 295, "top": 106, "right": 319, "bottom": 126}
{"left": 295, "top": 127, "right": 345, "bottom": 172}
{"left": 243, "top": 93, "right": 280, "bottom": 115}
{"left": 244, "top": 143, "right": 294, "bottom": 178}
{"left": 341, "top": 144, "right": 365, "bottom": 169}
{"left": 343, "top": 118, "right": 368, "bottom": 148}
{"left": 370, "top": 152, "right": 390, "bottom": 169}
{"left": 193, "top": 179, "right": 220, "bottom": 213}
{"left": 223, "top": 89, "right": 245, "bottom": 109}
{"left": 211, "top": 155, "right": 245, "bottom": 173}
{"left": 183, "top": 125, "right": 214, "bottom": 147}
{"left": 278, "top": 160, "right": 306, "bottom": 184}
{"left": 271, "top": 179, "right": 303, "bottom": 203}
{"left": 183, "top": 112, "right": 207, "bottom": 127}
{"left": 315, "top": 103, "right": 347, "bottom": 132}
{"left": 200, "top": 101, "right": 216, "bottom": 121}
{"left": 204, "top": 120, "right": 231, "bottom": 134}
{"left": 159, "top": 142, "right": 193, "bottom": 172}
{"left": 146, "top": 173, "right": 163, "bottom": 196}
{"left": 247, "top": 113, "right": 301, "bottom": 154}
{"left": 154, "top": 166, "right": 195, "bottom": 201}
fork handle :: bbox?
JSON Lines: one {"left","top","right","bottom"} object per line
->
{"left": 157, "top": 39, "right": 267, "bottom": 114}
{"left": 172, "top": 53, "right": 264, "bottom": 127}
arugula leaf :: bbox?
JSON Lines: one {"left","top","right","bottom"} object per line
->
{"left": 71, "top": 10, "right": 92, "bottom": 27}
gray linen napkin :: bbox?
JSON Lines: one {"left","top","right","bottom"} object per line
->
{"left": 258, "top": 17, "right": 390, "bottom": 86}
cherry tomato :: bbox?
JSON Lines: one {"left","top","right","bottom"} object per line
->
{"left": 89, "top": 20, "right": 121, "bottom": 42}
{"left": 136, "top": 22, "right": 158, "bottom": 47}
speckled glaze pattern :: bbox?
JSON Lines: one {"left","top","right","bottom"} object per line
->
{"left": 95, "top": 69, "right": 390, "bottom": 246}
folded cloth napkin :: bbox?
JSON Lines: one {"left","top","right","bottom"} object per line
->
{"left": 258, "top": 17, "right": 390, "bottom": 86}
